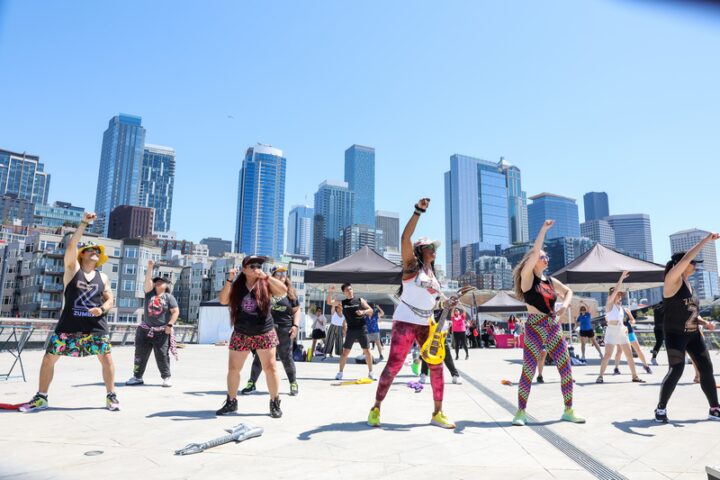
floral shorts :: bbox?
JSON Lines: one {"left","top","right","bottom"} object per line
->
{"left": 47, "top": 333, "right": 112, "bottom": 357}
{"left": 229, "top": 330, "right": 279, "bottom": 352}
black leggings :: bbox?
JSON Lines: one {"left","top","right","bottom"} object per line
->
{"left": 657, "top": 331, "right": 718, "bottom": 409}
{"left": 453, "top": 332, "right": 468, "bottom": 358}
{"left": 651, "top": 327, "right": 664, "bottom": 357}
{"left": 421, "top": 348, "right": 459, "bottom": 377}
{"left": 249, "top": 324, "right": 297, "bottom": 384}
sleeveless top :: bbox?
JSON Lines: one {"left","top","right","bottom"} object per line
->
{"left": 342, "top": 297, "right": 367, "bottom": 330}
{"left": 663, "top": 280, "right": 699, "bottom": 334}
{"left": 522, "top": 275, "right": 557, "bottom": 315}
{"left": 232, "top": 285, "right": 274, "bottom": 336}
{"left": 56, "top": 269, "right": 108, "bottom": 334}
{"left": 394, "top": 267, "right": 441, "bottom": 326}
{"left": 606, "top": 304, "right": 625, "bottom": 325}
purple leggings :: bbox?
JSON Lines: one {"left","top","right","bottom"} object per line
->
{"left": 375, "top": 320, "right": 444, "bottom": 403}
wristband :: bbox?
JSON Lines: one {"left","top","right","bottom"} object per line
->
{"left": 80, "top": 221, "right": 89, "bottom": 226}
{"left": 226, "top": 278, "right": 234, "bottom": 283}
{"left": 100, "top": 306, "right": 107, "bottom": 314}
{"left": 414, "top": 204, "right": 427, "bottom": 213}
{"left": 413, "top": 210, "right": 422, "bottom": 216}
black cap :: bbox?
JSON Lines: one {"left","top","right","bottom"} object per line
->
{"left": 152, "top": 276, "right": 171, "bottom": 284}
{"left": 670, "top": 252, "right": 703, "bottom": 265}
{"left": 242, "top": 255, "right": 268, "bottom": 267}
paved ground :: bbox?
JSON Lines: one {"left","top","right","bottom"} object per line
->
{"left": 1, "top": 342, "right": 719, "bottom": 480}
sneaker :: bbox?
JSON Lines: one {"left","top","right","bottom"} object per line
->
{"left": 651, "top": 357, "right": 659, "bottom": 366}
{"left": 512, "top": 409, "right": 527, "bottom": 426}
{"left": 536, "top": 375, "right": 544, "bottom": 384}
{"left": 632, "top": 376, "right": 646, "bottom": 383}
{"left": 367, "top": 407, "right": 381, "bottom": 427}
{"left": 19, "top": 393, "right": 48, "bottom": 413}
{"left": 465, "top": 353, "right": 469, "bottom": 360}
{"left": 240, "top": 380, "right": 256, "bottom": 395}
{"left": 106, "top": 392, "right": 120, "bottom": 412}
{"left": 368, "top": 372, "right": 377, "bottom": 381}
{"left": 269, "top": 397, "right": 282, "bottom": 418}
{"left": 419, "top": 373, "right": 427, "bottom": 384}
{"left": 162, "top": 378, "right": 172, "bottom": 388}
{"left": 644, "top": 365, "right": 652, "bottom": 374}
{"left": 430, "top": 411, "right": 456, "bottom": 429}
{"left": 613, "top": 367, "right": 621, "bottom": 375}
{"left": 561, "top": 408, "right": 586, "bottom": 423}
{"left": 125, "top": 377, "right": 144, "bottom": 386}
{"left": 289, "top": 382, "right": 299, "bottom": 396}
{"left": 216, "top": 396, "right": 237, "bottom": 416}
{"left": 708, "top": 407, "right": 720, "bottom": 421}
{"left": 411, "top": 362, "right": 420, "bottom": 376}
{"left": 655, "top": 407, "right": 668, "bottom": 423}
{"left": 335, "top": 372, "right": 343, "bottom": 381}
{"left": 379, "top": 354, "right": 384, "bottom": 361}
{"left": 452, "top": 375, "right": 462, "bottom": 385}
{"left": 595, "top": 376, "right": 604, "bottom": 384}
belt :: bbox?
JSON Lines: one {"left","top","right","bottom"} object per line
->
{"left": 139, "top": 322, "right": 179, "bottom": 360}
{"left": 401, "top": 300, "right": 434, "bottom": 318}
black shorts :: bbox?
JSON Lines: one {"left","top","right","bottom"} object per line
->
{"left": 343, "top": 329, "right": 369, "bottom": 350}
{"left": 579, "top": 329, "right": 595, "bottom": 338}
{"left": 311, "top": 328, "right": 326, "bottom": 340}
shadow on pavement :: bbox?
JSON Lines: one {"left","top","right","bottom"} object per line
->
{"left": 612, "top": 417, "right": 708, "bottom": 437}
{"left": 297, "top": 421, "right": 428, "bottom": 440}
{"left": 454, "top": 420, "right": 511, "bottom": 432}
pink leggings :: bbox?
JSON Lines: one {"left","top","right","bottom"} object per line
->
{"left": 375, "top": 320, "right": 444, "bottom": 403}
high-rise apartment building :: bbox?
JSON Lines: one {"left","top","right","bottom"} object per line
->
{"left": 235, "top": 144, "right": 286, "bottom": 258}
{"left": 340, "top": 224, "right": 385, "bottom": 258}
{"left": 581, "top": 219, "right": 616, "bottom": 249}
{"left": 583, "top": 192, "right": 609, "bottom": 222}
{"left": 605, "top": 214, "right": 653, "bottom": 261}
{"left": 141, "top": 145, "right": 175, "bottom": 233}
{"left": 499, "top": 158, "right": 529, "bottom": 245}
{"left": 375, "top": 211, "right": 400, "bottom": 250}
{"left": 344, "top": 145, "right": 375, "bottom": 227}
{"left": 528, "top": 193, "right": 580, "bottom": 241}
{"left": 287, "top": 205, "right": 314, "bottom": 258}
{"left": 313, "top": 180, "right": 353, "bottom": 266}
{"left": 0, "top": 149, "right": 51, "bottom": 205}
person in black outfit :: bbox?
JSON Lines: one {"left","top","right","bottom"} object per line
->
{"left": 20, "top": 212, "right": 118, "bottom": 412}
{"left": 327, "top": 283, "right": 375, "bottom": 380}
{"left": 655, "top": 232, "right": 720, "bottom": 423}
{"left": 242, "top": 266, "right": 301, "bottom": 396}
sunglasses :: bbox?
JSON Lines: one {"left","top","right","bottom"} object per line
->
{"left": 83, "top": 248, "right": 100, "bottom": 255}
{"left": 539, "top": 255, "right": 550, "bottom": 261}
{"left": 422, "top": 244, "right": 436, "bottom": 252}
{"left": 246, "top": 263, "right": 263, "bottom": 270}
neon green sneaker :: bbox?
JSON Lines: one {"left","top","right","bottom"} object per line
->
{"left": 367, "top": 407, "right": 381, "bottom": 427}
{"left": 411, "top": 361, "right": 420, "bottom": 376}
{"left": 512, "top": 409, "right": 527, "bottom": 426}
{"left": 19, "top": 393, "right": 48, "bottom": 413}
{"left": 561, "top": 408, "right": 585, "bottom": 423}
{"left": 431, "top": 411, "right": 456, "bottom": 429}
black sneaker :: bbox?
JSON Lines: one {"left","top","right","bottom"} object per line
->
{"left": 536, "top": 375, "right": 544, "bottom": 384}
{"left": 289, "top": 382, "right": 299, "bottom": 396}
{"left": 240, "top": 380, "right": 256, "bottom": 395}
{"left": 270, "top": 397, "right": 282, "bottom": 418}
{"left": 613, "top": 367, "right": 621, "bottom": 375}
{"left": 655, "top": 408, "right": 668, "bottom": 423}
{"left": 216, "top": 396, "right": 238, "bottom": 416}
{"left": 632, "top": 376, "right": 646, "bottom": 383}
{"left": 709, "top": 408, "right": 720, "bottom": 421}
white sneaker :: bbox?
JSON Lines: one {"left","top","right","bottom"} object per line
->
{"left": 335, "top": 372, "right": 343, "bottom": 380}
{"left": 419, "top": 374, "right": 427, "bottom": 384}
{"left": 125, "top": 377, "right": 143, "bottom": 386}
{"left": 368, "top": 372, "right": 377, "bottom": 380}
{"left": 452, "top": 375, "right": 462, "bottom": 385}
{"left": 162, "top": 378, "right": 172, "bottom": 388}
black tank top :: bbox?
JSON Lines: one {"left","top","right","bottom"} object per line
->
{"left": 523, "top": 275, "right": 557, "bottom": 315}
{"left": 342, "top": 297, "right": 367, "bottom": 330}
{"left": 663, "top": 280, "right": 699, "bottom": 334}
{"left": 56, "top": 269, "right": 108, "bottom": 334}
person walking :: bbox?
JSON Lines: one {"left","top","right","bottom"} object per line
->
{"left": 511, "top": 219, "right": 584, "bottom": 427}
{"left": 215, "top": 256, "right": 287, "bottom": 418}
{"left": 20, "top": 212, "right": 119, "bottom": 413}
{"left": 451, "top": 308, "right": 469, "bottom": 360}
{"left": 126, "top": 260, "right": 179, "bottom": 387}
{"left": 655, "top": 234, "right": 720, "bottom": 423}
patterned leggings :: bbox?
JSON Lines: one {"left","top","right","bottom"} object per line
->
{"left": 518, "top": 314, "right": 573, "bottom": 410}
{"left": 375, "top": 321, "right": 444, "bottom": 403}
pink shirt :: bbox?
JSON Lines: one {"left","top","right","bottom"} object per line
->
{"left": 451, "top": 313, "right": 466, "bottom": 333}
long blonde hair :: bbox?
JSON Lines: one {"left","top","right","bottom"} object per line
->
{"left": 512, "top": 251, "right": 537, "bottom": 301}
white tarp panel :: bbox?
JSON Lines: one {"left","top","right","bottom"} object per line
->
{"left": 198, "top": 304, "right": 233, "bottom": 344}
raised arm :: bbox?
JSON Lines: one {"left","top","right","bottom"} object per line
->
{"left": 520, "top": 220, "right": 554, "bottom": 293}
{"left": 326, "top": 285, "right": 338, "bottom": 307}
{"left": 606, "top": 271, "right": 629, "bottom": 311}
{"left": 219, "top": 267, "right": 237, "bottom": 305}
{"left": 144, "top": 260, "right": 155, "bottom": 294}
{"left": 377, "top": 305, "right": 385, "bottom": 318}
{"left": 64, "top": 212, "right": 96, "bottom": 281}
{"left": 551, "top": 278, "right": 573, "bottom": 317}
{"left": 401, "top": 198, "right": 430, "bottom": 268}
{"left": 265, "top": 272, "right": 288, "bottom": 296}
{"left": 665, "top": 232, "right": 720, "bottom": 297}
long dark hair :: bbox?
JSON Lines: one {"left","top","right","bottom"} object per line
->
{"left": 228, "top": 272, "right": 271, "bottom": 325}
{"left": 284, "top": 276, "right": 297, "bottom": 302}
{"left": 397, "top": 244, "right": 437, "bottom": 296}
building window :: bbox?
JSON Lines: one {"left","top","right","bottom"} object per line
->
{"left": 125, "top": 247, "right": 138, "bottom": 259}
{"left": 123, "top": 280, "right": 134, "bottom": 291}
{"left": 112, "top": 264, "right": 119, "bottom": 273}
{"left": 124, "top": 264, "right": 137, "bottom": 275}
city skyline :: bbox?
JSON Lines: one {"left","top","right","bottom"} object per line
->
{"left": 3, "top": 2, "right": 720, "bottom": 266}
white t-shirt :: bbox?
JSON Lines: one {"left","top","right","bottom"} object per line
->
{"left": 330, "top": 313, "right": 345, "bottom": 327}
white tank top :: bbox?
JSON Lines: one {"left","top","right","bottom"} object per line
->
{"left": 393, "top": 268, "right": 441, "bottom": 326}
{"left": 606, "top": 304, "right": 625, "bottom": 325}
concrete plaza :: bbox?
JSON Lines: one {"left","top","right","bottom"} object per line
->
{"left": 1, "top": 343, "right": 719, "bottom": 480}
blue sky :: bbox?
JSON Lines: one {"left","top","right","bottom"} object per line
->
{"left": 1, "top": 0, "right": 719, "bottom": 267}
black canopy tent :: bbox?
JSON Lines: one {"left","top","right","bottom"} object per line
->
{"left": 304, "top": 246, "right": 402, "bottom": 286}
{"left": 551, "top": 244, "right": 665, "bottom": 293}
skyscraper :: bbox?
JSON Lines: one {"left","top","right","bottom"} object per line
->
{"left": 444, "top": 154, "right": 510, "bottom": 279}
{"left": 287, "top": 205, "right": 314, "bottom": 258}
{"left": 0, "top": 149, "right": 51, "bottom": 205}
{"left": 499, "top": 158, "right": 529, "bottom": 244}
{"left": 605, "top": 214, "right": 653, "bottom": 261}
{"left": 340, "top": 224, "right": 385, "bottom": 258}
{"left": 94, "top": 114, "right": 147, "bottom": 235}
{"left": 670, "top": 228, "right": 719, "bottom": 300}
{"left": 527, "top": 193, "right": 580, "bottom": 241}
{"left": 581, "top": 219, "right": 616, "bottom": 248}
{"left": 313, "top": 180, "right": 353, "bottom": 266}
{"left": 344, "top": 145, "right": 375, "bottom": 227}
{"left": 375, "top": 211, "right": 400, "bottom": 250}
{"left": 235, "top": 144, "right": 286, "bottom": 258}
{"left": 583, "top": 192, "right": 609, "bottom": 222}
{"left": 141, "top": 145, "right": 175, "bottom": 233}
